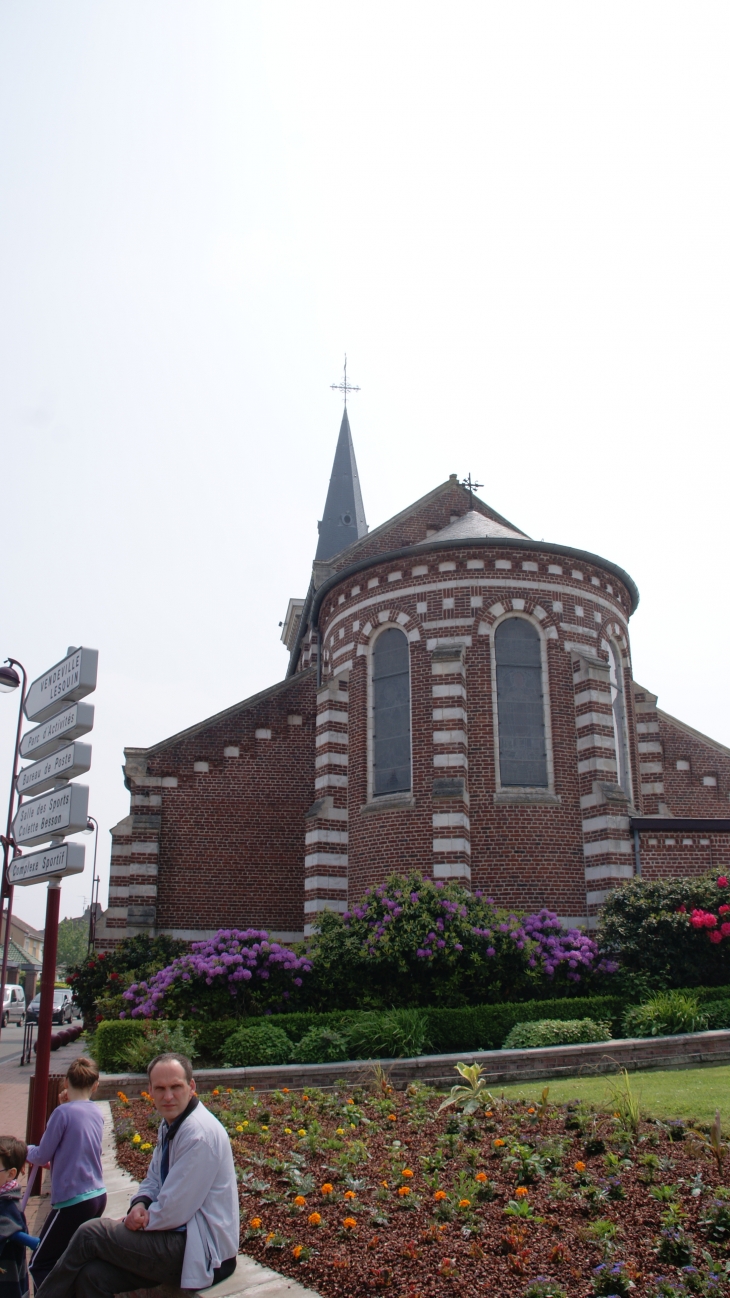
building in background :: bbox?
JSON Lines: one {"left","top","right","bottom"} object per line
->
{"left": 96, "top": 409, "right": 730, "bottom": 949}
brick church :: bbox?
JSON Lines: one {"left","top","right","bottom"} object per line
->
{"left": 97, "top": 410, "right": 730, "bottom": 949}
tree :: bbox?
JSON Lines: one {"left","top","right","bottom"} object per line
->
{"left": 56, "top": 917, "right": 88, "bottom": 972}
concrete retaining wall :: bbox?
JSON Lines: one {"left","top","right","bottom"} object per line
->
{"left": 96, "top": 1027, "right": 730, "bottom": 1100}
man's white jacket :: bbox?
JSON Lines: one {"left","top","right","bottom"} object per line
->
{"left": 135, "top": 1099, "right": 239, "bottom": 1289}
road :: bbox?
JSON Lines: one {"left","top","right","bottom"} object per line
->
{"left": 0, "top": 1022, "right": 29, "bottom": 1065}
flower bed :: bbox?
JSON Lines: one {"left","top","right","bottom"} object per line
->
{"left": 112, "top": 1076, "right": 730, "bottom": 1297}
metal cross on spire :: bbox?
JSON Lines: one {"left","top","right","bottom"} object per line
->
{"left": 460, "top": 473, "right": 483, "bottom": 508}
{"left": 330, "top": 354, "right": 360, "bottom": 408}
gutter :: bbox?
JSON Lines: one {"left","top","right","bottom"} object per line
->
{"left": 630, "top": 817, "right": 730, "bottom": 833}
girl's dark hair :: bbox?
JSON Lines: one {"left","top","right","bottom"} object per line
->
{"left": 0, "top": 1137, "right": 26, "bottom": 1175}
{"left": 67, "top": 1056, "right": 100, "bottom": 1090}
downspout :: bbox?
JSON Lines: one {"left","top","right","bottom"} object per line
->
{"left": 633, "top": 828, "right": 642, "bottom": 877}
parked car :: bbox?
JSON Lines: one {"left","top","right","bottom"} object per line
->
{"left": 2, "top": 985, "right": 25, "bottom": 1026}
{"left": 25, "top": 989, "right": 73, "bottom": 1026}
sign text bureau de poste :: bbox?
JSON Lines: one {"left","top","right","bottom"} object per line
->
{"left": 17, "top": 742, "right": 92, "bottom": 798}
{"left": 24, "top": 647, "right": 98, "bottom": 725}
{"left": 9, "top": 843, "right": 85, "bottom": 887}
{"left": 20, "top": 702, "right": 94, "bottom": 762}
{"left": 12, "top": 783, "right": 89, "bottom": 847}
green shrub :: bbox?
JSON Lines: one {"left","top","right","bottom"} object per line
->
{"left": 346, "top": 1007, "right": 430, "bottom": 1059}
{"left": 503, "top": 1018, "right": 612, "bottom": 1049}
{"left": 425, "top": 995, "right": 624, "bottom": 1053}
{"left": 222, "top": 1023, "right": 293, "bottom": 1067}
{"left": 704, "top": 998, "right": 730, "bottom": 1030}
{"left": 122, "top": 1022, "right": 199, "bottom": 1072}
{"left": 598, "top": 872, "right": 730, "bottom": 988}
{"left": 90, "top": 1019, "right": 146, "bottom": 1071}
{"left": 622, "top": 991, "right": 709, "bottom": 1038}
{"left": 289, "top": 1026, "right": 350, "bottom": 1064}
{"left": 190, "top": 1020, "right": 240, "bottom": 1064}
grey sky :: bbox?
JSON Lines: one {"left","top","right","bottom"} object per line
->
{"left": 1, "top": 2, "right": 728, "bottom": 928}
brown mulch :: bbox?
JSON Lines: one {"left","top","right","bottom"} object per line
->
{"left": 111, "top": 1079, "right": 730, "bottom": 1297}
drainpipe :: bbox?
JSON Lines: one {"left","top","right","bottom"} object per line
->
{"left": 633, "top": 828, "right": 642, "bottom": 877}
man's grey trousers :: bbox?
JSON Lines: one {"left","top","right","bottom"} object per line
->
{"left": 35, "top": 1217, "right": 187, "bottom": 1298}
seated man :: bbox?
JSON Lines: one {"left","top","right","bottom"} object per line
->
{"left": 36, "top": 1052, "right": 240, "bottom": 1298}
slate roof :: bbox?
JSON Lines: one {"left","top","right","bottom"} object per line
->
{"left": 315, "top": 408, "right": 368, "bottom": 561}
{"left": 419, "top": 507, "right": 526, "bottom": 544}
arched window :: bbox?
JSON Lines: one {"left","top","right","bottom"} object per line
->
{"left": 608, "top": 640, "right": 630, "bottom": 793}
{"left": 372, "top": 627, "right": 411, "bottom": 796}
{"left": 495, "top": 618, "right": 548, "bottom": 787}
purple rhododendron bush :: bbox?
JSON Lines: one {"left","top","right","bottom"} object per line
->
{"left": 121, "top": 874, "right": 618, "bottom": 1020}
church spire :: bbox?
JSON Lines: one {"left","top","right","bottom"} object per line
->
{"left": 315, "top": 406, "right": 368, "bottom": 561}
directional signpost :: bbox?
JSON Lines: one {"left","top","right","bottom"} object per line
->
{"left": 0, "top": 645, "right": 99, "bottom": 1189}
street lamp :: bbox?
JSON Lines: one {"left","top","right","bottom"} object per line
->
{"left": 83, "top": 817, "right": 100, "bottom": 950}
{"left": 0, "top": 657, "right": 27, "bottom": 1041}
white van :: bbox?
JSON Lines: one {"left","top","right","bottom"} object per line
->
{"left": 2, "top": 985, "right": 26, "bottom": 1026}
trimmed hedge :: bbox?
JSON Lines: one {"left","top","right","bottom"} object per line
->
{"left": 92, "top": 1019, "right": 145, "bottom": 1071}
{"left": 503, "top": 1018, "right": 612, "bottom": 1050}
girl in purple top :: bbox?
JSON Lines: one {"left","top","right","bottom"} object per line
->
{"left": 27, "top": 1057, "right": 106, "bottom": 1290}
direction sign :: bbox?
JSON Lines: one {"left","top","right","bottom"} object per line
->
{"left": 8, "top": 842, "right": 85, "bottom": 887}
{"left": 24, "top": 648, "right": 98, "bottom": 725}
{"left": 12, "top": 783, "right": 89, "bottom": 847}
{"left": 17, "top": 742, "right": 92, "bottom": 798}
{"left": 20, "top": 702, "right": 94, "bottom": 762}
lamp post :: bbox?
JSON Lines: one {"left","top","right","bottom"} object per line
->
{"left": 83, "top": 817, "right": 100, "bottom": 951}
{"left": 0, "top": 659, "right": 27, "bottom": 1041}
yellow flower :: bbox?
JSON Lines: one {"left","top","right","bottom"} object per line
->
{"left": 292, "top": 1244, "right": 303, "bottom": 1259}
{"left": 336, "top": 1127, "right": 345, "bottom": 1135}
{"left": 250, "top": 1217, "right": 262, "bottom": 1229}
{"left": 350, "top": 1122, "right": 356, "bottom": 1129}
{"left": 308, "top": 1212, "right": 321, "bottom": 1226}
{"left": 140, "top": 1142, "right": 152, "bottom": 1152}
{"left": 242, "top": 1120, "right": 249, "bottom": 1127}
{"left": 235, "top": 1125, "right": 244, "bottom": 1133}
{"left": 294, "top": 1195, "right": 306, "bottom": 1207}
{"left": 475, "top": 1172, "right": 487, "bottom": 1183}
{"left": 402, "top": 1169, "right": 414, "bottom": 1178}
{"left": 261, "top": 1126, "right": 269, "bottom": 1132}
{"left": 515, "top": 1186, "right": 528, "bottom": 1199}
{"left": 459, "top": 1198, "right": 471, "bottom": 1209}
{"left": 574, "top": 1161, "right": 586, "bottom": 1173}
{"left": 297, "top": 1129, "right": 306, "bottom": 1137}
{"left": 381, "top": 1180, "right": 389, "bottom": 1188}
{"left": 343, "top": 1216, "right": 357, "bottom": 1230}
{"left": 344, "top": 1190, "right": 356, "bottom": 1200}
{"left": 434, "top": 1190, "right": 447, "bottom": 1202}
{"left": 284, "top": 1128, "right": 292, "bottom": 1135}
{"left": 398, "top": 1186, "right": 410, "bottom": 1197}
{"left": 321, "top": 1183, "right": 334, "bottom": 1195}
{"left": 131, "top": 1133, "right": 141, "bottom": 1144}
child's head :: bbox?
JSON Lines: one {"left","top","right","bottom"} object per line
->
{"left": 66, "top": 1056, "right": 99, "bottom": 1096}
{"left": 0, "top": 1137, "right": 26, "bottom": 1182}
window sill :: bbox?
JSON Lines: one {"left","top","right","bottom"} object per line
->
{"left": 360, "top": 794, "right": 416, "bottom": 815}
{"left": 494, "top": 790, "right": 561, "bottom": 806}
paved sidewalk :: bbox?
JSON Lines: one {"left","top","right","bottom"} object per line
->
{"left": 96, "top": 1102, "right": 321, "bottom": 1298}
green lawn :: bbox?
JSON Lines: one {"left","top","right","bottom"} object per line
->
{"left": 492, "top": 1064, "right": 730, "bottom": 1130}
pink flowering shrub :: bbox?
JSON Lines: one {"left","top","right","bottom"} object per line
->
{"left": 599, "top": 872, "right": 730, "bottom": 989}
{"left": 122, "top": 930, "right": 313, "bottom": 1019}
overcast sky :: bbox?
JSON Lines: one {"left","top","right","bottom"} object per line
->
{"left": 1, "top": 2, "right": 728, "bottom": 930}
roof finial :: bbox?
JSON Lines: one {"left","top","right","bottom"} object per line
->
{"left": 330, "top": 354, "right": 360, "bottom": 408}
{"left": 460, "top": 473, "right": 483, "bottom": 509}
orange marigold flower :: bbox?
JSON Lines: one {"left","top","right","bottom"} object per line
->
{"left": 484, "top": 1110, "right": 493, "bottom": 1117}
{"left": 434, "top": 1190, "right": 447, "bottom": 1202}
{"left": 402, "top": 1169, "right": 414, "bottom": 1178}
{"left": 265, "top": 1232, "right": 275, "bottom": 1244}
{"left": 381, "top": 1180, "right": 389, "bottom": 1188}
{"left": 321, "top": 1183, "right": 334, "bottom": 1195}
{"left": 527, "top": 1106, "right": 536, "bottom": 1114}
{"left": 294, "top": 1195, "right": 306, "bottom": 1207}
{"left": 292, "top": 1245, "right": 303, "bottom": 1259}
{"left": 117, "top": 1091, "right": 128, "bottom": 1103}
{"left": 398, "top": 1186, "right": 410, "bottom": 1197}
{"left": 388, "top": 1114, "right": 397, "bottom": 1121}
{"left": 459, "top": 1198, "right": 471, "bottom": 1209}
{"left": 308, "top": 1212, "right": 322, "bottom": 1226}
{"left": 494, "top": 1138, "right": 505, "bottom": 1147}
{"left": 303, "top": 1095, "right": 309, "bottom": 1102}
{"left": 515, "top": 1186, "right": 528, "bottom": 1199}
{"left": 212, "top": 1088, "right": 220, "bottom": 1096}
{"left": 343, "top": 1217, "right": 357, "bottom": 1230}
{"left": 250, "top": 1217, "right": 262, "bottom": 1229}
{"left": 226, "top": 1087, "right": 232, "bottom": 1093}
{"left": 344, "top": 1190, "right": 356, "bottom": 1200}
{"left": 475, "top": 1172, "right": 487, "bottom": 1183}
{"left": 574, "top": 1161, "right": 586, "bottom": 1173}
{"left": 282, "top": 1087, "right": 290, "bottom": 1093}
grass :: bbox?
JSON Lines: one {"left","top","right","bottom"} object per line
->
{"left": 494, "top": 1063, "right": 730, "bottom": 1130}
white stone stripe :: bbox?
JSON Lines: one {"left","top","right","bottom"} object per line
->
{"left": 315, "top": 731, "right": 349, "bottom": 747}
{"left": 578, "top": 757, "right": 617, "bottom": 774}
{"left": 432, "top": 684, "right": 467, "bottom": 699}
{"left": 317, "top": 709, "right": 348, "bottom": 726}
{"left": 581, "top": 815, "right": 630, "bottom": 834}
{"left": 315, "top": 773, "right": 348, "bottom": 789}
{"left": 585, "top": 863, "right": 634, "bottom": 882}
{"left": 575, "top": 711, "right": 614, "bottom": 729}
{"left": 305, "top": 829, "right": 349, "bottom": 845}
{"left": 433, "top": 837, "right": 471, "bottom": 854}
{"left": 304, "top": 898, "right": 348, "bottom": 914}
{"left": 638, "top": 742, "right": 662, "bottom": 753}
{"left": 576, "top": 733, "right": 615, "bottom": 752}
{"left": 304, "top": 876, "right": 348, "bottom": 890}
{"left": 433, "top": 861, "right": 472, "bottom": 879}
{"left": 333, "top": 642, "right": 355, "bottom": 659}
{"left": 583, "top": 838, "right": 633, "bottom": 857}
{"left": 433, "top": 812, "right": 470, "bottom": 828}
{"left": 433, "top": 753, "right": 468, "bottom": 768}
{"left": 305, "top": 852, "right": 349, "bottom": 867}
{"left": 333, "top": 660, "right": 352, "bottom": 676}
{"left": 433, "top": 730, "right": 468, "bottom": 745}
{"left": 315, "top": 751, "right": 348, "bottom": 768}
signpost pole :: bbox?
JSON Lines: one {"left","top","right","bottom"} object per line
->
{"left": 28, "top": 877, "right": 62, "bottom": 1195}
{"left": 0, "top": 660, "right": 28, "bottom": 1043}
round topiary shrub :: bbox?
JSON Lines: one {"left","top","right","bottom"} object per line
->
{"left": 222, "top": 1023, "right": 293, "bottom": 1067}
{"left": 289, "top": 1026, "right": 350, "bottom": 1064}
{"left": 502, "top": 1018, "right": 612, "bottom": 1049}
